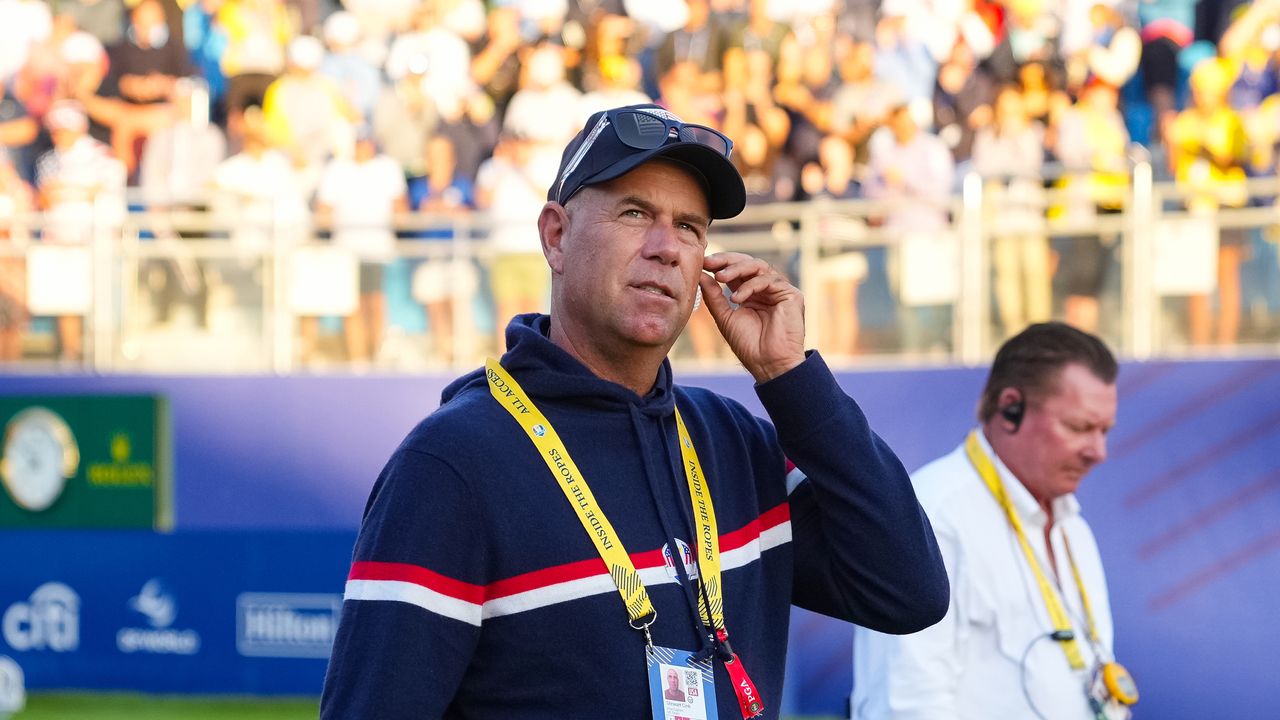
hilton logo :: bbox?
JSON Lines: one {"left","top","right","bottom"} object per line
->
{"left": 236, "top": 593, "right": 342, "bottom": 658}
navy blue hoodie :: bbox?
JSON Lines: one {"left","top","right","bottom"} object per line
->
{"left": 321, "top": 314, "right": 947, "bottom": 719}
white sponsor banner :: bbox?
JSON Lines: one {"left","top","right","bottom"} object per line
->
{"left": 1153, "top": 216, "right": 1219, "bottom": 295}
{"left": 289, "top": 247, "right": 357, "bottom": 315}
{"left": 900, "top": 231, "right": 960, "bottom": 306}
{"left": 26, "top": 246, "right": 92, "bottom": 315}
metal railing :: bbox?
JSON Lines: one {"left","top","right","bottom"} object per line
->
{"left": 1, "top": 162, "right": 1278, "bottom": 374}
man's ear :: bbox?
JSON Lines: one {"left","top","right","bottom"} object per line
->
{"left": 539, "top": 201, "right": 569, "bottom": 274}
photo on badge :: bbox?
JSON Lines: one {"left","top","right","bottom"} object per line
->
{"left": 646, "top": 645, "right": 714, "bottom": 720}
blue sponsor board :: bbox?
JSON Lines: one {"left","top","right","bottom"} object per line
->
{"left": 2, "top": 361, "right": 1280, "bottom": 716}
{"left": 0, "top": 530, "right": 354, "bottom": 694}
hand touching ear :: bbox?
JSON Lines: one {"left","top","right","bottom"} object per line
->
{"left": 700, "top": 252, "right": 805, "bottom": 384}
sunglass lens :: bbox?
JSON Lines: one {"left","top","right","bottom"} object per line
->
{"left": 678, "top": 126, "right": 730, "bottom": 156}
{"left": 614, "top": 111, "right": 671, "bottom": 149}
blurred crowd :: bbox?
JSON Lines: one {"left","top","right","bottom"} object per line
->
{"left": 2, "top": 0, "right": 1280, "bottom": 366}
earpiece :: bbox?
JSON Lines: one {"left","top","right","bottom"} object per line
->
{"left": 1000, "top": 399, "right": 1025, "bottom": 432}
{"left": 692, "top": 285, "right": 702, "bottom": 312}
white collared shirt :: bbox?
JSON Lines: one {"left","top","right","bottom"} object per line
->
{"left": 852, "top": 430, "right": 1117, "bottom": 720}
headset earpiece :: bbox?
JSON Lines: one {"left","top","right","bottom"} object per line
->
{"left": 1000, "top": 399, "right": 1025, "bottom": 432}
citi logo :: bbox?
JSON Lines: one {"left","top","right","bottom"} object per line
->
{"left": 2, "top": 582, "right": 79, "bottom": 652}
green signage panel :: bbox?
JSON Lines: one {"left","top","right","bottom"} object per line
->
{"left": 0, "top": 395, "right": 170, "bottom": 529}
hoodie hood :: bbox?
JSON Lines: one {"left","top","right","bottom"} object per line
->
{"left": 441, "top": 313, "right": 677, "bottom": 417}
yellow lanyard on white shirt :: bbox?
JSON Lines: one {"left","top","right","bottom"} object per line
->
{"left": 964, "top": 430, "right": 1097, "bottom": 670}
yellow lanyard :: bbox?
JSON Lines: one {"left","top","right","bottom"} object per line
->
{"left": 964, "top": 430, "right": 1099, "bottom": 670}
{"left": 486, "top": 358, "right": 727, "bottom": 634}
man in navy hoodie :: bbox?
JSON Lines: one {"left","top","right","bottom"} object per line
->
{"left": 320, "top": 104, "right": 949, "bottom": 719}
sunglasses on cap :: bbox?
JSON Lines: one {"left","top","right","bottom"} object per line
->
{"left": 554, "top": 107, "right": 734, "bottom": 205}
{"left": 606, "top": 108, "right": 733, "bottom": 158}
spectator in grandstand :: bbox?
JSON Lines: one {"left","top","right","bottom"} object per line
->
{"left": 577, "top": 56, "right": 650, "bottom": 122}
{"left": 983, "top": 0, "right": 1061, "bottom": 84}
{"left": 139, "top": 79, "right": 225, "bottom": 207}
{"left": 732, "top": 117, "right": 798, "bottom": 207}
{"left": 836, "top": 0, "right": 879, "bottom": 44}
{"left": 217, "top": 0, "right": 292, "bottom": 138}
{"left": 720, "top": 27, "right": 788, "bottom": 149}
{"left": 830, "top": 38, "right": 897, "bottom": 181}
{"left": 88, "top": 0, "right": 192, "bottom": 173}
{"left": 519, "top": 0, "right": 582, "bottom": 65}
{"left": 933, "top": 38, "right": 995, "bottom": 178}
{"left": 209, "top": 108, "right": 308, "bottom": 258}
{"left": 575, "top": 11, "right": 637, "bottom": 96}
{"left": 316, "top": 132, "right": 408, "bottom": 365}
{"left": 973, "top": 84, "right": 1050, "bottom": 339}
{"left": 873, "top": 8, "right": 936, "bottom": 114}
{"left": 723, "top": 0, "right": 789, "bottom": 83}
{"left": 0, "top": 75, "right": 38, "bottom": 175}
{"left": 342, "top": 0, "right": 415, "bottom": 50}
{"left": 1169, "top": 57, "right": 1249, "bottom": 347}
{"left": 1050, "top": 79, "right": 1128, "bottom": 335}
{"left": 63, "top": 0, "right": 123, "bottom": 48}
{"left": 1017, "top": 60, "right": 1070, "bottom": 144}
{"left": 13, "top": 11, "right": 81, "bottom": 123}
{"left": 409, "top": 135, "right": 478, "bottom": 365}
{"left": 801, "top": 135, "right": 865, "bottom": 359}
{"left": 655, "top": 0, "right": 728, "bottom": 95}
{"left": 475, "top": 131, "right": 556, "bottom": 351}
{"left": 385, "top": 2, "right": 473, "bottom": 121}
{"left": 0, "top": 0, "right": 52, "bottom": 85}
{"left": 469, "top": 6, "right": 523, "bottom": 116}
{"left": 1068, "top": 3, "right": 1141, "bottom": 94}
{"left": 621, "top": 0, "right": 688, "bottom": 89}
{"left": 102, "top": 0, "right": 191, "bottom": 107}
{"left": 371, "top": 52, "right": 437, "bottom": 183}
{"left": 262, "top": 36, "right": 358, "bottom": 167}
{"left": 436, "top": 90, "right": 500, "bottom": 186}
{"left": 440, "top": 0, "right": 487, "bottom": 58}
{"left": 321, "top": 101, "right": 948, "bottom": 720}
{"left": 903, "top": 0, "right": 994, "bottom": 66}
{"left": 658, "top": 61, "right": 724, "bottom": 134}
{"left": 33, "top": 100, "right": 126, "bottom": 362}
{"left": 853, "top": 322, "right": 1132, "bottom": 720}
{"left": 182, "top": 0, "right": 228, "bottom": 118}
{"left": 864, "top": 102, "right": 956, "bottom": 354}
{"left": 774, "top": 22, "right": 840, "bottom": 171}
{"left": 137, "top": 78, "right": 227, "bottom": 330}
{"left": 318, "top": 11, "right": 381, "bottom": 124}
{"left": 1223, "top": 1, "right": 1280, "bottom": 340}
{"left": 51, "top": 30, "right": 113, "bottom": 147}
{"left": 0, "top": 157, "right": 33, "bottom": 362}
{"left": 35, "top": 100, "right": 127, "bottom": 231}
{"left": 1136, "top": 0, "right": 1196, "bottom": 143}
{"left": 503, "top": 42, "right": 582, "bottom": 146}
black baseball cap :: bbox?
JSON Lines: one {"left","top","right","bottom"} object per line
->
{"left": 547, "top": 104, "right": 747, "bottom": 219}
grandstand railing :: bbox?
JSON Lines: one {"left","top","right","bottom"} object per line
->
{"left": 1, "top": 161, "right": 1278, "bottom": 373}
